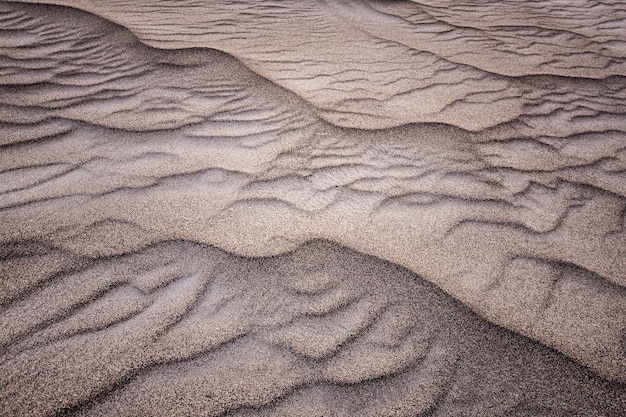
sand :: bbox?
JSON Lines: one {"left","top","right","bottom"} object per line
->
{"left": 1, "top": 0, "right": 625, "bottom": 415}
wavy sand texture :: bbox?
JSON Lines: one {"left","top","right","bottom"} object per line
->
{"left": 1, "top": 0, "right": 625, "bottom": 415}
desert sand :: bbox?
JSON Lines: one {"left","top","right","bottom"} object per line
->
{"left": 1, "top": 0, "right": 625, "bottom": 415}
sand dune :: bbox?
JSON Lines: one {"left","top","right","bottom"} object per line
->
{"left": 1, "top": 0, "right": 625, "bottom": 415}
{"left": 2, "top": 240, "right": 626, "bottom": 416}
{"left": 6, "top": 0, "right": 626, "bottom": 130}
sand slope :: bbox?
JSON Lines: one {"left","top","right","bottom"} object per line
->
{"left": 2, "top": 240, "right": 626, "bottom": 416}
{"left": 1, "top": 0, "right": 625, "bottom": 415}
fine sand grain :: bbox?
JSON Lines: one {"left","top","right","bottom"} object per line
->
{"left": 1, "top": 0, "right": 625, "bottom": 415}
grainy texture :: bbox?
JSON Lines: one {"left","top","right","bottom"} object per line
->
{"left": 1, "top": 0, "right": 625, "bottom": 415}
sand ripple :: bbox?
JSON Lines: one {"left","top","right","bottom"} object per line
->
{"left": 1, "top": 0, "right": 625, "bottom": 415}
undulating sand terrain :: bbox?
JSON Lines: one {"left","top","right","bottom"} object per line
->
{"left": 1, "top": 0, "right": 625, "bottom": 415}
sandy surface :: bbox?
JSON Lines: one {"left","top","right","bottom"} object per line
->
{"left": 1, "top": 0, "right": 625, "bottom": 415}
